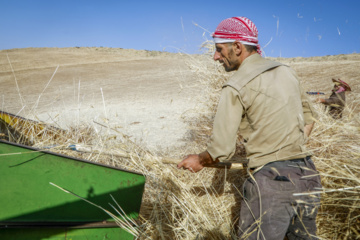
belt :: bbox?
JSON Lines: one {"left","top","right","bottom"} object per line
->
{"left": 288, "top": 158, "right": 306, "bottom": 163}
{"left": 249, "top": 157, "right": 310, "bottom": 173}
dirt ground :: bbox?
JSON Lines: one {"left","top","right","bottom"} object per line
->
{"left": 0, "top": 47, "right": 204, "bottom": 150}
{"left": 1, "top": 47, "right": 359, "bottom": 150}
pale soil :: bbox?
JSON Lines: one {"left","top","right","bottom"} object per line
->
{"left": 0, "top": 47, "right": 203, "bottom": 150}
{"left": 1, "top": 47, "right": 359, "bottom": 150}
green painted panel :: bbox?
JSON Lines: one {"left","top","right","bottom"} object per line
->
{"left": 0, "top": 227, "right": 134, "bottom": 240}
{"left": 0, "top": 140, "right": 145, "bottom": 225}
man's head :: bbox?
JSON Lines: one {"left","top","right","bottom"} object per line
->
{"left": 212, "top": 17, "right": 260, "bottom": 72}
{"left": 213, "top": 42, "right": 258, "bottom": 72}
{"left": 332, "top": 78, "right": 351, "bottom": 93}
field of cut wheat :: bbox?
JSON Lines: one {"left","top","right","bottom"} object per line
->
{"left": 1, "top": 47, "right": 359, "bottom": 239}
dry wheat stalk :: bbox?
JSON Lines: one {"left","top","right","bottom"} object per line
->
{"left": 4, "top": 49, "right": 360, "bottom": 239}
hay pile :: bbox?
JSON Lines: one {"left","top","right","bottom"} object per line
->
{"left": 4, "top": 49, "right": 360, "bottom": 239}
{"left": 306, "top": 103, "right": 360, "bottom": 239}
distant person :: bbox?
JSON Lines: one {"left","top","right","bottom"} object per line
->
{"left": 177, "top": 16, "right": 321, "bottom": 239}
{"left": 317, "top": 78, "right": 351, "bottom": 119}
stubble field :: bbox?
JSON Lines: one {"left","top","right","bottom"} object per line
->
{"left": 1, "top": 47, "right": 359, "bottom": 239}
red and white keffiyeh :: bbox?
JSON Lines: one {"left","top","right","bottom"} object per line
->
{"left": 212, "top": 17, "right": 262, "bottom": 55}
{"left": 332, "top": 78, "right": 351, "bottom": 92}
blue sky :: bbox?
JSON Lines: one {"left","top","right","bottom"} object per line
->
{"left": 1, "top": 0, "right": 359, "bottom": 58}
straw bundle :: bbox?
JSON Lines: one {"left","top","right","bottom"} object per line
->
{"left": 306, "top": 103, "right": 360, "bottom": 239}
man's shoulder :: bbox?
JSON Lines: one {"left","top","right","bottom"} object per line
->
{"left": 243, "top": 54, "right": 286, "bottom": 68}
{"left": 224, "top": 55, "right": 285, "bottom": 91}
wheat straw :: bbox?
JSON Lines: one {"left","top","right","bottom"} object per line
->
{"left": 2, "top": 48, "right": 359, "bottom": 239}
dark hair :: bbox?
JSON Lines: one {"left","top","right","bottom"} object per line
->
{"left": 244, "top": 44, "right": 258, "bottom": 53}
{"left": 227, "top": 42, "right": 258, "bottom": 53}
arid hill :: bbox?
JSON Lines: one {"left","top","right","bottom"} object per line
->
{"left": 1, "top": 47, "right": 359, "bottom": 239}
{"left": 1, "top": 47, "right": 359, "bottom": 149}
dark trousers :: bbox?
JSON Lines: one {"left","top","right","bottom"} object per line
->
{"left": 238, "top": 157, "right": 322, "bottom": 240}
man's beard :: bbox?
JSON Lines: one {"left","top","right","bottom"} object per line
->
{"left": 223, "top": 49, "right": 239, "bottom": 72}
{"left": 224, "top": 63, "right": 237, "bottom": 72}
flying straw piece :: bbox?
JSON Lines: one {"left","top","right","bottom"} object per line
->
{"left": 263, "top": 37, "right": 273, "bottom": 49}
{"left": 100, "top": 87, "right": 108, "bottom": 121}
{"left": 181, "top": 16, "right": 185, "bottom": 33}
{"left": 293, "top": 186, "right": 360, "bottom": 196}
{"left": 6, "top": 53, "right": 25, "bottom": 107}
{"left": 337, "top": 27, "right": 341, "bottom": 35}
{"left": 192, "top": 21, "right": 211, "bottom": 34}
{"left": 273, "top": 15, "right": 280, "bottom": 37}
{"left": 49, "top": 182, "right": 139, "bottom": 237}
{"left": 181, "top": 16, "right": 187, "bottom": 42}
{"left": 32, "top": 65, "right": 59, "bottom": 111}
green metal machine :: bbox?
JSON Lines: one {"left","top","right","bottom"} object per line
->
{"left": 0, "top": 140, "right": 146, "bottom": 239}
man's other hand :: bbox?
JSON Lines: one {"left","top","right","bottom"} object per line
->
{"left": 316, "top": 98, "right": 325, "bottom": 103}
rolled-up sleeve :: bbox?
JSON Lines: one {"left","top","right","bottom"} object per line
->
{"left": 301, "top": 87, "right": 318, "bottom": 124}
{"left": 206, "top": 86, "right": 243, "bottom": 161}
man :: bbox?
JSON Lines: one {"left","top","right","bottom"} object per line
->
{"left": 317, "top": 78, "right": 351, "bottom": 119}
{"left": 177, "top": 17, "right": 321, "bottom": 239}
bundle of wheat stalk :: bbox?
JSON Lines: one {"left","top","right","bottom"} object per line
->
{"left": 306, "top": 103, "right": 360, "bottom": 239}
{"left": 6, "top": 50, "right": 359, "bottom": 240}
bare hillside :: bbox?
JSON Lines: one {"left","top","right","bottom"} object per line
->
{"left": 0, "top": 47, "right": 202, "bottom": 149}
{"left": 1, "top": 47, "right": 359, "bottom": 149}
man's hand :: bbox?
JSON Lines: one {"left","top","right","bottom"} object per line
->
{"left": 177, "top": 154, "right": 204, "bottom": 173}
{"left": 316, "top": 98, "right": 325, "bottom": 103}
{"left": 177, "top": 151, "right": 216, "bottom": 173}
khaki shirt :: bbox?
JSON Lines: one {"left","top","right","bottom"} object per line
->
{"left": 207, "top": 54, "right": 317, "bottom": 168}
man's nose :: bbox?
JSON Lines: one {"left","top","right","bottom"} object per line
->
{"left": 213, "top": 51, "right": 220, "bottom": 61}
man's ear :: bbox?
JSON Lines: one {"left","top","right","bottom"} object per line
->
{"left": 233, "top": 41, "right": 242, "bottom": 55}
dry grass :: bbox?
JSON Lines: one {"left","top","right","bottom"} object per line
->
{"left": 307, "top": 104, "right": 360, "bottom": 239}
{"left": 2, "top": 48, "right": 360, "bottom": 239}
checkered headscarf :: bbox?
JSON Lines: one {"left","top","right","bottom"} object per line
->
{"left": 212, "top": 17, "right": 262, "bottom": 55}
